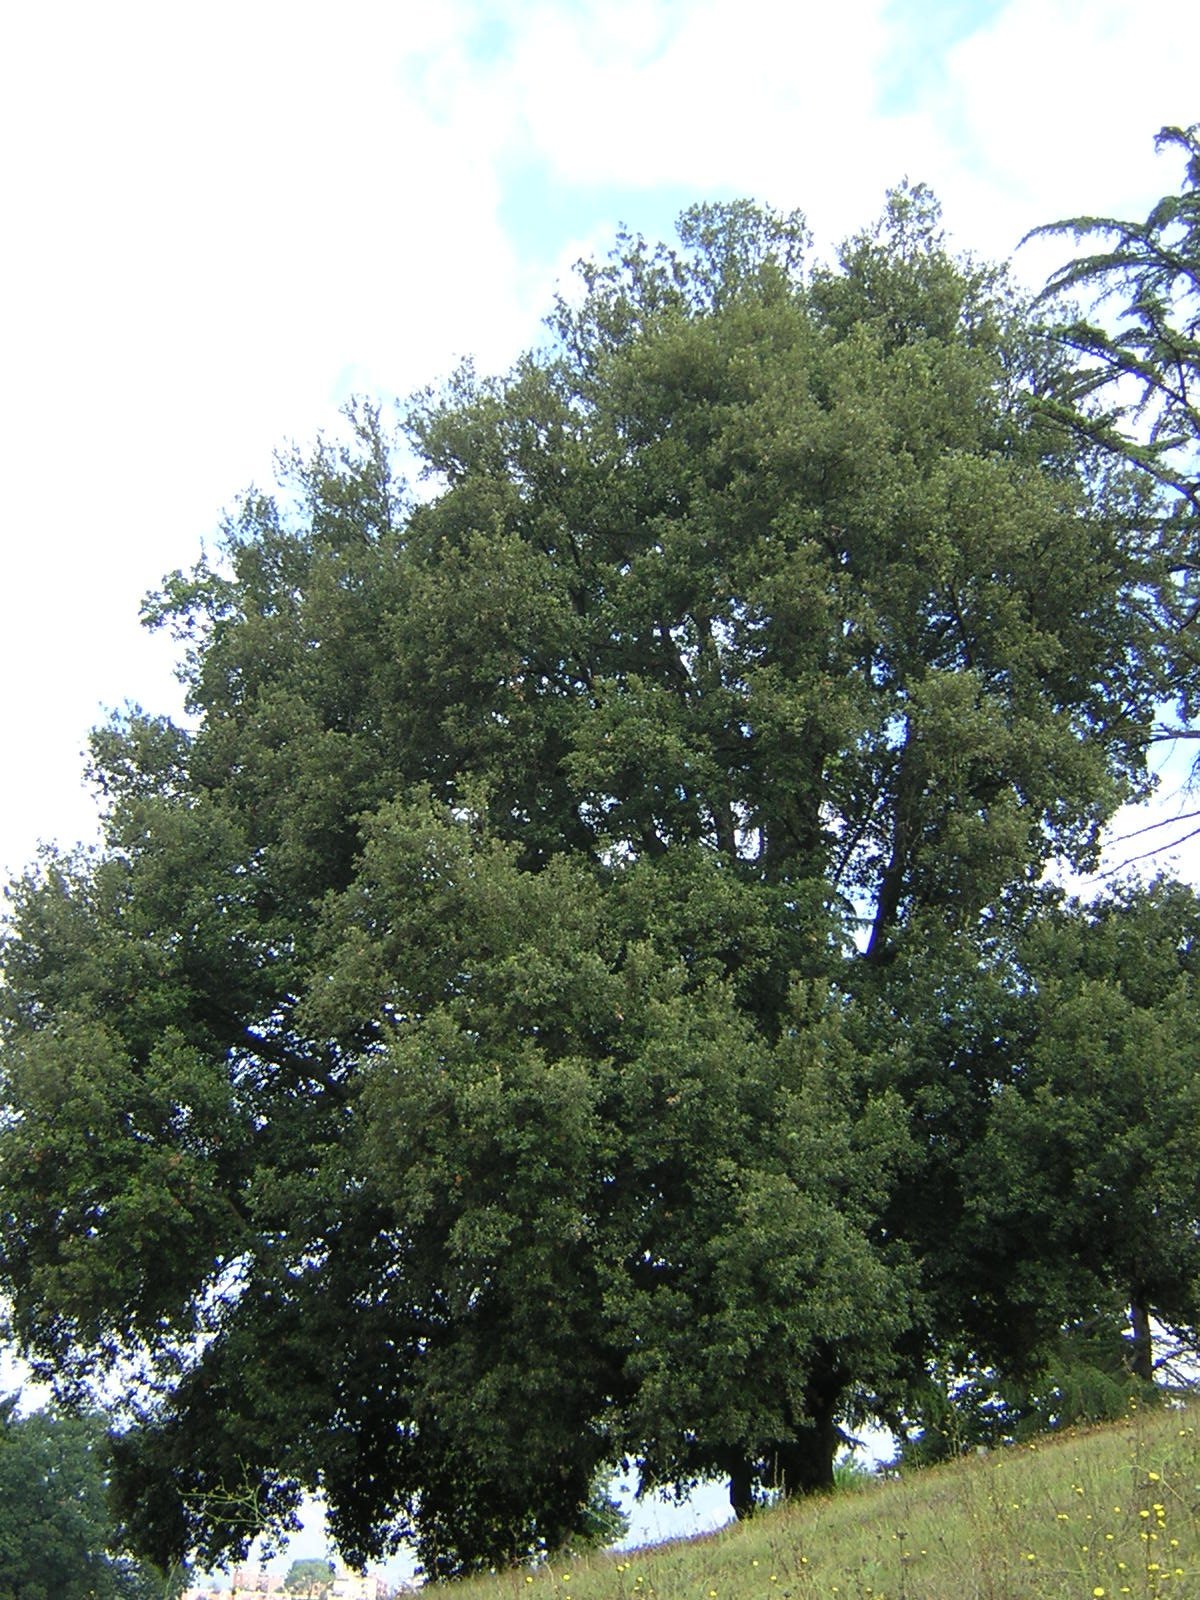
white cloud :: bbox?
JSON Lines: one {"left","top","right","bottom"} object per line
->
{"left": 922, "top": 0, "right": 1199, "bottom": 270}
{"left": 0, "top": 1, "right": 534, "bottom": 876}
{"left": 432, "top": 0, "right": 901, "bottom": 238}
{"left": 3, "top": 0, "right": 1195, "bottom": 874}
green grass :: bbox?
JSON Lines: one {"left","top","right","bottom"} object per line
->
{"left": 444, "top": 1399, "right": 1200, "bottom": 1599}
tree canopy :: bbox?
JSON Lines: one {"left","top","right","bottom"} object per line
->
{"left": 283, "top": 1559, "right": 334, "bottom": 1593}
{"left": 0, "top": 1400, "right": 164, "bottom": 1600}
{"left": 2, "top": 176, "right": 1199, "bottom": 1577}
{"left": 1030, "top": 122, "right": 1200, "bottom": 735}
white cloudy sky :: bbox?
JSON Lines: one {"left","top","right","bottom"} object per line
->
{"left": 2, "top": 0, "right": 1198, "bottom": 886}
{"left": 1, "top": 0, "right": 1198, "bottom": 1573}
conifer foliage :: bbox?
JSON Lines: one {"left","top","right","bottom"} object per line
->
{"left": 1031, "top": 123, "right": 1200, "bottom": 724}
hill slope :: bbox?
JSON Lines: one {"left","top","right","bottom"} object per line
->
{"left": 450, "top": 1401, "right": 1199, "bottom": 1600}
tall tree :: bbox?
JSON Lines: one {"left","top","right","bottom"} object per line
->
{"left": 875, "top": 877, "right": 1200, "bottom": 1456}
{"left": 283, "top": 1559, "right": 334, "bottom": 1593}
{"left": 968, "top": 879, "right": 1200, "bottom": 1385}
{"left": 1030, "top": 123, "right": 1200, "bottom": 744}
{"left": 0, "top": 191, "right": 1180, "bottom": 1573}
{"left": 0, "top": 1399, "right": 164, "bottom": 1600}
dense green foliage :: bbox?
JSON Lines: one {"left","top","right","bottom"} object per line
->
{"left": 877, "top": 877, "right": 1200, "bottom": 1462}
{"left": 283, "top": 1559, "right": 334, "bottom": 1592}
{"left": 0, "top": 1400, "right": 163, "bottom": 1600}
{"left": 2, "top": 162, "right": 1200, "bottom": 1578}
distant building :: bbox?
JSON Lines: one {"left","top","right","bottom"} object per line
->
{"left": 230, "top": 1570, "right": 285, "bottom": 1600}
{"left": 330, "top": 1562, "right": 387, "bottom": 1600}
{"left": 206, "top": 1558, "right": 395, "bottom": 1600}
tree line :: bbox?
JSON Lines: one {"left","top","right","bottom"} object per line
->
{"left": 2, "top": 126, "right": 1199, "bottom": 1581}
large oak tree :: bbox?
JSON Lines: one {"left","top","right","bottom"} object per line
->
{"left": 1, "top": 186, "right": 1189, "bottom": 1574}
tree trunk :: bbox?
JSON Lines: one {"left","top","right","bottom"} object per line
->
{"left": 768, "top": 1356, "right": 847, "bottom": 1501}
{"left": 725, "top": 1355, "right": 847, "bottom": 1514}
{"left": 724, "top": 1452, "right": 757, "bottom": 1520}
{"left": 1129, "top": 1295, "right": 1153, "bottom": 1383}
{"left": 865, "top": 740, "right": 919, "bottom": 966}
{"left": 772, "top": 1390, "right": 841, "bottom": 1497}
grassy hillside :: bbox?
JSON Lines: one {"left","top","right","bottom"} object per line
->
{"left": 447, "top": 1400, "right": 1199, "bottom": 1600}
